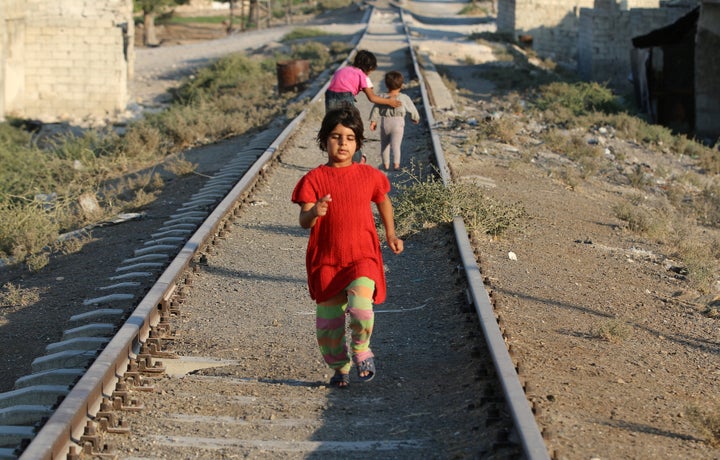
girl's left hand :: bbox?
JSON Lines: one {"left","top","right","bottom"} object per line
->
{"left": 387, "top": 236, "right": 404, "bottom": 254}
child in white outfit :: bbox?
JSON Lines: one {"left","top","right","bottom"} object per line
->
{"left": 369, "top": 71, "right": 420, "bottom": 171}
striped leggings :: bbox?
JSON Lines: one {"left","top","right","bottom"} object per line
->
{"left": 315, "top": 277, "right": 375, "bottom": 373}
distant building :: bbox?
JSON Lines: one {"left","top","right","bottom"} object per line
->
{"left": 497, "top": 0, "right": 696, "bottom": 87}
{"left": 0, "top": 0, "right": 134, "bottom": 125}
{"left": 497, "top": 0, "right": 720, "bottom": 142}
{"left": 693, "top": 0, "right": 720, "bottom": 143}
{"left": 631, "top": 8, "right": 699, "bottom": 136}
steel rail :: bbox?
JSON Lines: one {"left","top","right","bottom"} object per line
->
{"left": 18, "top": 124, "right": 293, "bottom": 460}
{"left": 400, "top": 5, "right": 550, "bottom": 459}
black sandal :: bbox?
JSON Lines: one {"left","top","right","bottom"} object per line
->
{"left": 329, "top": 372, "right": 349, "bottom": 389}
{"left": 356, "top": 357, "right": 375, "bottom": 382}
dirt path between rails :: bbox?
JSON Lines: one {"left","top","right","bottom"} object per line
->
{"left": 1, "top": 1, "right": 719, "bottom": 459}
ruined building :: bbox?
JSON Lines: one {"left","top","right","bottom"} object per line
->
{"left": 497, "top": 0, "right": 720, "bottom": 142}
{"left": 0, "top": 0, "right": 134, "bottom": 125}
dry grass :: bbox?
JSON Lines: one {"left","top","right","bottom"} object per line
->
{"left": 590, "top": 319, "right": 632, "bottom": 343}
{"left": 445, "top": 37, "right": 720, "bottom": 298}
{"left": 165, "top": 157, "right": 198, "bottom": 176}
{"left": 0, "top": 282, "right": 40, "bottom": 308}
{"left": 687, "top": 406, "right": 720, "bottom": 447}
{"left": 392, "top": 162, "right": 526, "bottom": 239}
{"left": 0, "top": 36, "right": 341, "bottom": 266}
{"left": 53, "top": 230, "right": 93, "bottom": 255}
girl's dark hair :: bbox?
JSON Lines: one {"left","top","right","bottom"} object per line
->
{"left": 317, "top": 106, "right": 365, "bottom": 152}
{"left": 352, "top": 50, "right": 377, "bottom": 73}
{"left": 384, "top": 71, "right": 404, "bottom": 91}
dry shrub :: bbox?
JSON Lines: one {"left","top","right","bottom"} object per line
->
{"left": 540, "top": 128, "right": 568, "bottom": 153}
{"left": 0, "top": 203, "right": 59, "bottom": 260}
{"left": 25, "top": 252, "right": 50, "bottom": 272}
{"left": 128, "top": 189, "right": 159, "bottom": 210}
{"left": 558, "top": 165, "right": 581, "bottom": 190}
{"left": 626, "top": 164, "right": 653, "bottom": 189}
{"left": 122, "top": 122, "right": 163, "bottom": 160}
{"left": 532, "top": 81, "right": 624, "bottom": 126}
{"left": 697, "top": 145, "right": 720, "bottom": 174}
{"left": 479, "top": 114, "right": 519, "bottom": 144}
{"left": 590, "top": 319, "right": 631, "bottom": 343}
{"left": 612, "top": 200, "right": 655, "bottom": 234}
{"left": 540, "top": 128, "right": 602, "bottom": 180}
{"left": 687, "top": 406, "right": 720, "bottom": 447}
{"left": 393, "top": 164, "right": 526, "bottom": 238}
{"left": 673, "top": 237, "right": 718, "bottom": 294}
{"left": 53, "top": 230, "right": 93, "bottom": 255}
{"left": 693, "top": 182, "right": 720, "bottom": 227}
{"left": 289, "top": 41, "right": 334, "bottom": 75}
{"left": 117, "top": 172, "right": 164, "bottom": 211}
{"left": 0, "top": 283, "right": 40, "bottom": 308}
{"left": 575, "top": 155, "right": 600, "bottom": 180}
{"left": 281, "top": 28, "right": 328, "bottom": 41}
{"left": 564, "top": 132, "right": 602, "bottom": 162}
{"left": 153, "top": 105, "right": 214, "bottom": 150}
{"left": 165, "top": 157, "right": 198, "bottom": 176}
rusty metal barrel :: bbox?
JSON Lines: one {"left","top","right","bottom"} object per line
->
{"left": 276, "top": 59, "right": 310, "bottom": 93}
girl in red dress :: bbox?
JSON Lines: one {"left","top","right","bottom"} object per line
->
{"left": 292, "top": 106, "right": 404, "bottom": 388}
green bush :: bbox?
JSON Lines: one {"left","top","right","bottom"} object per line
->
{"left": 533, "top": 81, "right": 623, "bottom": 116}
{"left": 173, "top": 54, "right": 266, "bottom": 104}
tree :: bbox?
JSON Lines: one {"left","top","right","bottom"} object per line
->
{"left": 133, "top": 0, "right": 190, "bottom": 46}
{"left": 215, "top": 0, "right": 243, "bottom": 34}
{"left": 217, "top": 0, "right": 270, "bottom": 31}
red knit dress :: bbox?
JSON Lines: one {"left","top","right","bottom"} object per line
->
{"left": 291, "top": 163, "right": 390, "bottom": 304}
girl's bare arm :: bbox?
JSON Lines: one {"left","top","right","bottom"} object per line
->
{"left": 376, "top": 196, "right": 404, "bottom": 254}
{"left": 299, "top": 194, "right": 331, "bottom": 228}
{"left": 362, "top": 87, "right": 402, "bottom": 108}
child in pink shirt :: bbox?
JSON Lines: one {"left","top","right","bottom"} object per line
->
{"left": 325, "top": 50, "right": 401, "bottom": 163}
{"left": 325, "top": 50, "right": 401, "bottom": 113}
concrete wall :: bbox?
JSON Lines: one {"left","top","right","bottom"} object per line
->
{"left": 578, "top": 0, "right": 696, "bottom": 93}
{"left": 497, "top": 0, "right": 596, "bottom": 68}
{"left": 1, "top": 0, "right": 133, "bottom": 125}
{"left": 695, "top": 0, "right": 720, "bottom": 142}
{"left": 496, "top": 0, "right": 516, "bottom": 36}
{"left": 496, "top": 0, "right": 696, "bottom": 80}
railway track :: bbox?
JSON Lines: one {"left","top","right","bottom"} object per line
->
{"left": 1, "top": 4, "right": 549, "bottom": 459}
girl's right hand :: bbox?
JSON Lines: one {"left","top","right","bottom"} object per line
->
{"left": 314, "top": 194, "right": 332, "bottom": 217}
